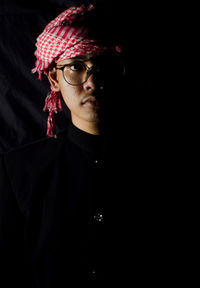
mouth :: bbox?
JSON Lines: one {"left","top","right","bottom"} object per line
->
{"left": 82, "top": 96, "right": 100, "bottom": 108}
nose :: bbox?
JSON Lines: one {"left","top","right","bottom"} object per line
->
{"left": 82, "top": 73, "right": 96, "bottom": 91}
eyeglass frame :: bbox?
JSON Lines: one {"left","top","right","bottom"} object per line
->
{"left": 55, "top": 62, "right": 102, "bottom": 86}
{"left": 55, "top": 59, "right": 126, "bottom": 86}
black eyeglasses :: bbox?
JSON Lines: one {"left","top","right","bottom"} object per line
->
{"left": 56, "top": 61, "right": 101, "bottom": 86}
{"left": 55, "top": 59, "right": 125, "bottom": 86}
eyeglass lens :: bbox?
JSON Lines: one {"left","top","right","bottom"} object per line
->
{"left": 63, "top": 62, "right": 87, "bottom": 85}
{"left": 63, "top": 58, "right": 125, "bottom": 85}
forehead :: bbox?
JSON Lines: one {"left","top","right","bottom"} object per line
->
{"left": 57, "top": 54, "right": 95, "bottom": 65}
{"left": 56, "top": 52, "right": 117, "bottom": 65}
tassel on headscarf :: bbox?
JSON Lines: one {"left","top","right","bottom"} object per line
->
{"left": 43, "top": 89, "right": 62, "bottom": 138}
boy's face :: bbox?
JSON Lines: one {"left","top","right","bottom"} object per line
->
{"left": 48, "top": 53, "right": 123, "bottom": 133}
{"left": 48, "top": 54, "right": 108, "bottom": 131}
{"left": 58, "top": 56, "right": 102, "bottom": 125}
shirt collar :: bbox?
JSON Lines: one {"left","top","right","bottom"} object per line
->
{"left": 65, "top": 121, "right": 106, "bottom": 156}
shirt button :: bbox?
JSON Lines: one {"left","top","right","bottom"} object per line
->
{"left": 92, "top": 269, "right": 96, "bottom": 275}
{"left": 94, "top": 212, "right": 104, "bottom": 222}
{"left": 94, "top": 159, "right": 104, "bottom": 167}
{"left": 89, "top": 268, "right": 97, "bottom": 279}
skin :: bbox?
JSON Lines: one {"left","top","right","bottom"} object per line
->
{"left": 47, "top": 55, "right": 105, "bottom": 135}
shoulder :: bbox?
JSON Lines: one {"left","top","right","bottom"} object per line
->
{"left": 2, "top": 130, "right": 68, "bottom": 214}
{"left": 4, "top": 129, "right": 67, "bottom": 166}
{"left": 5, "top": 135, "right": 57, "bottom": 156}
{"left": 3, "top": 129, "right": 68, "bottom": 190}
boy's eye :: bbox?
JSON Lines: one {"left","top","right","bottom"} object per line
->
{"left": 69, "top": 63, "right": 85, "bottom": 72}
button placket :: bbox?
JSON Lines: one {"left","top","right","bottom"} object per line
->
{"left": 92, "top": 156, "right": 105, "bottom": 224}
{"left": 88, "top": 156, "right": 105, "bottom": 281}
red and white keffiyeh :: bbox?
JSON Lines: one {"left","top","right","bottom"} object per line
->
{"left": 32, "top": 4, "right": 122, "bottom": 138}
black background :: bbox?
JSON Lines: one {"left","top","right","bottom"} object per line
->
{"left": 1, "top": 2, "right": 190, "bottom": 284}
{"left": 0, "top": 0, "right": 158, "bottom": 153}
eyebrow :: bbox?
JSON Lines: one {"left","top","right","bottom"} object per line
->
{"left": 69, "top": 55, "right": 93, "bottom": 61}
{"left": 56, "top": 55, "right": 96, "bottom": 66}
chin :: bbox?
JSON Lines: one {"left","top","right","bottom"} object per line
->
{"left": 86, "top": 117, "right": 100, "bottom": 124}
{"left": 83, "top": 111, "right": 100, "bottom": 122}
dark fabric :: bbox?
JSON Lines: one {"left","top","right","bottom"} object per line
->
{"left": 0, "top": 119, "right": 175, "bottom": 287}
{"left": 0, "top": 122, "right": 104, "bottom": 286}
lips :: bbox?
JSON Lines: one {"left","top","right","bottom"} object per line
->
{"left": 82, "top": 96, "right": 99, "bottom": 107}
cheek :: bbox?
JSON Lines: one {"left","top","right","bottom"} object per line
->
{"left": 60, "top": 84, "right": 82, "bottom": 108}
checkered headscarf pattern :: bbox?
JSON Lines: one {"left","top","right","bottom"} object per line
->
{"left": 31, "top": 4, "right": 110, "bottom": 80}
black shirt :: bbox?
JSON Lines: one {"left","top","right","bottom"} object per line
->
{"left": 0, "top": 122, "right": 110, "bottom": 287}
{"left": 0, "top": 121, "right": 172, "bottom": 287}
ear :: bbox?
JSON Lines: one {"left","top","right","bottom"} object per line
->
{"left": 47, "top": 67, "right": 60, "bottom": 92}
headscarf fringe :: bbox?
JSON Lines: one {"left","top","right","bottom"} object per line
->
{"left": 43, "top": 90, "right": 62, "bottom": 138}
